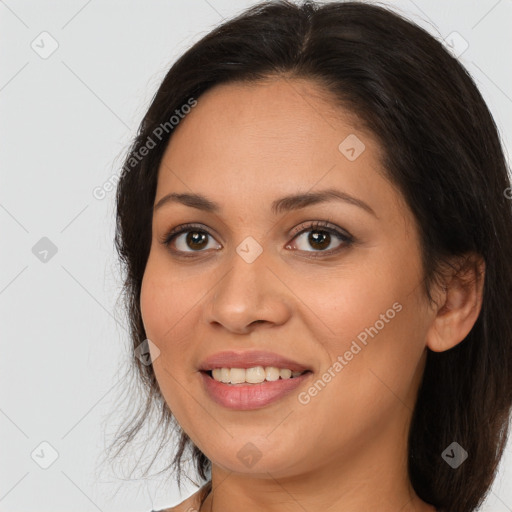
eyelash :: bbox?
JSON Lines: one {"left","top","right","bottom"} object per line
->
{"left": 159, "top": 220, "right": 354, "bottom": 259}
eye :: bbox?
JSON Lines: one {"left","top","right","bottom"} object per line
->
{"left": 160, "top": 223, "right": 221, "bottom": 256}
{"left": 285, "top": 220, "right": 354, "bottom": 256}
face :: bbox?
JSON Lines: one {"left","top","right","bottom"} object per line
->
{"left": 140, "top": 77, "right": 435, "bottom": 479}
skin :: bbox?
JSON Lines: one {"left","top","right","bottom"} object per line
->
{"left": 139, "top": 77, "right": 484, "bottom": 512}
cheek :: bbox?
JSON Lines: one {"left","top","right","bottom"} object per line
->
{"left": 299, "top": 254, "right": 427, "bottom": 406}
{"left": 140, "top": 253, "right": 201, "bottom": 348}
{"left": 300, "top": 264, "right": 404, "bottom": 354}
{"left": 139, "top": 256, "right": 207, "bottom": 428}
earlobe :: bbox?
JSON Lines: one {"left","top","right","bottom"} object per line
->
{"left": 426, "top": 254, "right": 485, "bottom": 353}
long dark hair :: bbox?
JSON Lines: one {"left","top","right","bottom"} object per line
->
{"left": 107, "top": 2, "right": 512, "bottom": 511}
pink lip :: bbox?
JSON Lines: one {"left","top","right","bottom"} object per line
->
{"left": 200, "top": 371, "right": 312, "bottom": 410}
{"left": 198, "top": 350, "right": 312, "bottom": 372}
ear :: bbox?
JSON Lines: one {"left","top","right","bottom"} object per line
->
{"left": 426, "top": 253, "right": 485, "bottom": 352}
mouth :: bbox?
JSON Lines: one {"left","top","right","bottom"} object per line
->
{"left": 198, "top": 350, "right": 314, "bottom": 409}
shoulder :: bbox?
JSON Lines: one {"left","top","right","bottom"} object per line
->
{"left": 151, "top": 483, "right": 210, "bottom": 512}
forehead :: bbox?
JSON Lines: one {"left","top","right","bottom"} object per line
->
{"left": 161, "top": 77, "right": 374, "bottom": 168}
{"left": 155, "top": 78, "right": 399, "bottom": 221}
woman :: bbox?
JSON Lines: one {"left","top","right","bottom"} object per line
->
{"left": 109, "top": 1, "right": 512, "bottom": 511}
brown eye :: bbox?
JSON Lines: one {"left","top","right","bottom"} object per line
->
{"left": 183, "top": 231, "right": 209, "bottom": 250}
{"left": 286, "top": 220, "right": 353, "bottom": 256}
{"left": 161, "top": 224, "right": 222, "bottom": 254}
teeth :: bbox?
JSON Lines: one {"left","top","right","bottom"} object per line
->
{"left": 210, "top": 366, "right": 306, "bottom": 384}
{"left": 246, "top": 366, "right": 266, "bottom": 383}
{"left": 230, "top": 368, "right": 246, "bottom": 384}
{"left": 265, "top": 367, "right": 280, "bottom": 381}
{"left": 280, "top": 369, "right": 292, "bottom": 379}
{"left": 220, "top": 367, "right": 230, "bottom": 383}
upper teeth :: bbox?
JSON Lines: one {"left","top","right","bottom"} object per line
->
{"left": 211, "top": 366, "right": 304, "bottom": 384}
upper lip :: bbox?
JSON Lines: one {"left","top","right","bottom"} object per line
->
{"left": 198, "top": 350, "right": 313, "bottom": 373}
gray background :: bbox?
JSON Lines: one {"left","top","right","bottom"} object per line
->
{"left": 1, "top": 0, "right": 511, "bottom": 511}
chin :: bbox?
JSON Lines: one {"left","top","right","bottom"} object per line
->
{"left": 204, "top": 434, "right": 309, "bottom": 476}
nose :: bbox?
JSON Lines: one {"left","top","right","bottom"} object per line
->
{"left": 206, "top": 244, "right": 292, "bottom": 334}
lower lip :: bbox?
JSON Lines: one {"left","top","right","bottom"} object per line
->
{"left": 200, "top": 371, "right": 312, "bottom": 410}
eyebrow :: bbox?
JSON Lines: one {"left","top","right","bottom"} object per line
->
{"left": 153, "top": 188, "right": 377, "bottom": 217}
